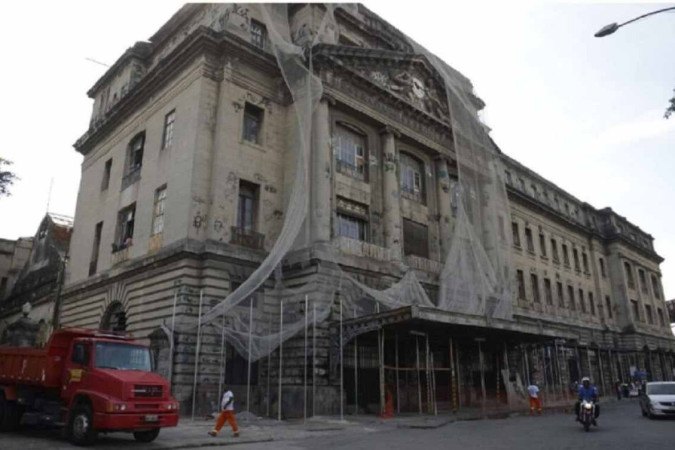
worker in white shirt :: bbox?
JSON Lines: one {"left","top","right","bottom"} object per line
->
{"left": 208, "top": 386, "right": 240, "bottom": 437}
{"left": 527, "top": 382, "right": 542, "bottom": 415}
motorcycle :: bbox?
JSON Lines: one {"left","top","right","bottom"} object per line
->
{"left": 579, "top": 399, "right": 597, "bottom": 431}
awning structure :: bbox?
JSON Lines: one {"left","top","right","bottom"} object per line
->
{"left": 333, "top": 305, "right": 578, "bottom": 348}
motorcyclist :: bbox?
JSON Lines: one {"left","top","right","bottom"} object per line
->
{"left": 575, "top": 376, "right": 599, "bottom": 423}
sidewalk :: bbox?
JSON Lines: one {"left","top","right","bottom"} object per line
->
{"left": 147, "top": 398, "right": 623, "bottom": 449}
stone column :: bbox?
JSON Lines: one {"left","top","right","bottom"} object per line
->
{"left": 310, "top": 97, "right": 333, "bottom": 244}
{"left": 380, "top": 127, "right": 402, "bottom": 261}
{"left": 435, "top": 157, "right": 454, "bottom": 261}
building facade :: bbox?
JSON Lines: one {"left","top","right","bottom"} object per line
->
{"left": 59, "top": 4, "right": 674, "bottom": 416}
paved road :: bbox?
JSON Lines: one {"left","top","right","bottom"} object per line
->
{"left": 1, "top": 399, "right": 673, "bottom": 449}
{"left": 238, "top": 399, "right": 675, "bottom": 450}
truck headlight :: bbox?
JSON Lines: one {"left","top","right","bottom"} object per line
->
{"left": 113, "top": 403, "right": 127, "bottom": 411}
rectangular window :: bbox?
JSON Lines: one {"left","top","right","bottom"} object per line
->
{"left": 582, "top": 253, "right": 589, "bottom": 273}
{"left": 250, "top": 19, "right": 267, "bottom": 49}
{"left": 638, "top": 269, "right": 648, "bottom": 294}
{"left": 89, "top": 221, "right": 103, "bottom": 276}
{"left": 539, "top": 233, "right": 547, "bottom": 257}
{"left": 237, "top": 181, "right": 259, "bottom": 231}
{"left": 544, "top": 278, "right": 552, "bottom": 305}
{"left": 162, "top": 110, "right": 176, "bottom": 149}
{"left": 337, "top": 213, "right": 368, "bottom": 241}
{"left": 645, "top": 304, "right": 654, "bottom": 324}
{"left": 335, "top": 124, "right": 367, "bottom": 181}
{"left": 605, "top": 296, "right": 612, "bottom": 318}
{"left": 568, "top": 285, "right": 576, "bottom": 311}
{"left": 631, "top": 300, "right": 640, "bottom": 321}
{"left": 531, "top": 273, "right": 540, "bottom": 303}
{"left": 114, "top": 203, "right": 136, "bottom": 251}
{"left": 551, "top": 238, "right": 559, "bottom": 262}
{"left": 557, "top": 282, "right": 564, "bottom": 307}
{"left": 512, "top": 222, "right": 521, "bottom": 247}
{"left": 562, "top": 244, "right": 570, "bottom": 266}
{"left": 624, "top": 262, "right": 635, "bottom": 289}
{"left": 657, "top": 308, "right": 665, "bottom": 327}
{"left": 101, "top": 158, "right": 112, "bottom": 191}
{"left": 599, "top": 257, "right": 606, "bottom": 278}
{"left": 651, "top": 274, "right": 661, "bottom": 299}
{"left": 0, "top": 277, "right": 8, "bottom": 298}
{"left": 243, "top": 103, "right": 264, "bottom": 144}
{"left": 403, "top": 219, "right": 429, "bottom": 259}
{"left": 517, "top": 270, "right": 526, "bottom": 299}
{"left": 573, "top": 248, "right": 580, "bottom": 272}
{"left": 525, "top": 228, "right": 534, "bottom": 252}
{"left": 589, "top": 292, "right": 595, "bottom": 316}
{"left": 151, "top": 186, "right": 167, "bottom": 235}
{"left": 399, "top": 153, "right": 425, "bottom": 203}
{"left": 128, "top": 133, "right": 145, "bottom": 173}
{"left": 578, "top": 288, "right": 586, "bottom": 313}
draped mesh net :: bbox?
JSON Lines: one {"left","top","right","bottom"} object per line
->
{"left": 171, "top": 3, "right": 514, "bottom": 380}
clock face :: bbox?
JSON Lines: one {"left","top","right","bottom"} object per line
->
{"left": 411, "top": 77, "right": 426, "bottom": 99}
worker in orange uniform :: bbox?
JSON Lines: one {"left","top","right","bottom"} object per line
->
{"left": 208, "top": 386, "right": 240, "bottom": 437}
{"left": 527, "top": 382, "right": 542, "bottom": 415}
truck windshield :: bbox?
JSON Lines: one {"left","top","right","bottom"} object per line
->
{"left": 94, "top": 342, "right": 152, "bottom": 371}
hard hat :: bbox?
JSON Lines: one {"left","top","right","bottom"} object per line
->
{"left": 581, "top": 376, "right": 590, "bottom": 382}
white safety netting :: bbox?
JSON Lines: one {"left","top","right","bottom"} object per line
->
{"left": 171, "top": 3, "right": 515, "bottom": 366}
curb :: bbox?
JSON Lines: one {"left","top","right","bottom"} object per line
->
{"left": 154, "top": 435, "right": 274, "bottom": 449}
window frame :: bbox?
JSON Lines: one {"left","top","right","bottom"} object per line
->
{"left": 399, "top": 152, "right": 426, "bottom": 204}
{"left": 512, "top": 222, "right": 521, "bottom": 247}
{"left": 114, "top": 203, "right": 136, "bottom": 251}
{"left": 242, "top": 102, "right": 264, "bottom": 145}
{"left": 334, "top": 123, "right": 368, "bottom": 181}
{"left": 403, "top": 218, "right": 429, "bottom": 259}
{"left": 127, "top": 132, "right": 145, "bottom": 174}
{"left": 236, "top": 180, "right": 259, "bottom": 232}
{"left": 101, "top": 158, "right": 112, "bottom": 191}
{"left": 161, "top": 109, "right": 176, "bottom": 150}
{"left": 250, "top": 19, "right": 267, "bottom": 50}
{"left": 151, "top": 185, "right": 167, "bottom": 236}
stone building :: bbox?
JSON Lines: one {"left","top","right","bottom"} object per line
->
{"left": 59, "top": 4, "right": 674, "bottom": 417}
{"left": 0, "top": 236, "right": 32, "bottom": 301}
{"left": 0, "top": 212, "right": 72, "bottom": 344}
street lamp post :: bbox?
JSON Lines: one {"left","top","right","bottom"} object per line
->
{"left": 594, "top": 6, "right": 675, "bottom": 37}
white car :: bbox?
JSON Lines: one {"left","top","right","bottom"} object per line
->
{"left": 639, "top": 382, "right": 675, "bottom": 419}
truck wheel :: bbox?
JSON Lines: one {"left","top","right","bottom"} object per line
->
{"left": 0, "top": 395, "right": 20, "bottom": 432}
{"left": 133, "top": 428, "right": 160, "bottom": 443}
{"left": 68, "top": 404, "right": 97, "bottom": 446}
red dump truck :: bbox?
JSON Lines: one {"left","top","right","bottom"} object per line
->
{"left": 0, "top": 328, "right": 179, "bottom": 445}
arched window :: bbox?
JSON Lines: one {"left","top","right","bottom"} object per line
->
{"left": 399, "top": 152, "right": 425, "bottom": 204}
{"left": 101, "top": 301, "right": 127, "bottom": 332}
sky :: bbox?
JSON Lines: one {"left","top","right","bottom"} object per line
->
{"left": 0, "top": 1, "right": 674, "bottom": 302}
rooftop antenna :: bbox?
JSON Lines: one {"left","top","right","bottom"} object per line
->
{"left": 85, "top": 57, "right": 110, "bottom": 68}
{"left": 46, "top": 177, "right": 54, "bottom": 214}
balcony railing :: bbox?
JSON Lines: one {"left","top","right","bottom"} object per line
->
{"left": 121, "top": 166, "right": 141, "bottom": 190}
{"left": 336, "top": 159, "right": 366, "bottom": 181}
{"left": 404, "top": 254, "right": 443, "bottom": 273}
{"left": 400, "top": 186, "right": 424, "bottom": 204}
{"left": 335, "top": 236, "right": 391, "bottom": 262}
{"left": 230, "top": 227, "right": 265, "bottom": 250}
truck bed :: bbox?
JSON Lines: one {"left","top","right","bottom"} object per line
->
{"left": 0, "top": 347, "right": 62, "bottom": 388}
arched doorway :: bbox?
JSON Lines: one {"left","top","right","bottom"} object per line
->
{"left": 101, "top": 301, "right": 127, "bottom": 332}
